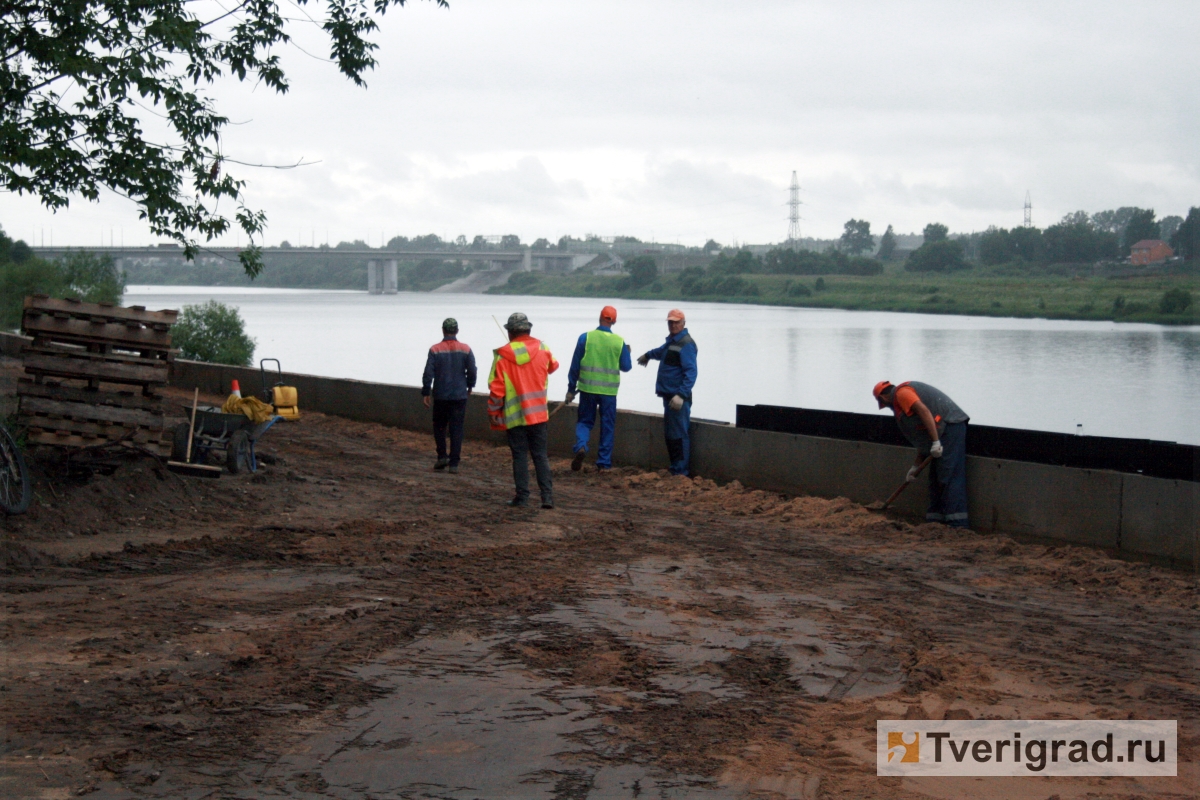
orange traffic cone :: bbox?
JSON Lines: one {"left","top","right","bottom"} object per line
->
{"left": 230, "top": 379, "right": 242, "bottom": 398}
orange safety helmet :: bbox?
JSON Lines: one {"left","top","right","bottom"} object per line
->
{"left": 600, "top": 305, "right": 618, "bottom": 323}
{"left": 873, "top": 380, "right": 893, "bottom": 407}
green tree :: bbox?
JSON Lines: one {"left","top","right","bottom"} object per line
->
{"left": 839, "top": 219, "right": 874, "bottom": 256}
{"left": 877, "top": 225, "right": 897, "bottom": 261}
{"left": 702, "top": 239, "right": 722, "bottom": 254}
{"left": 1171, "top": 207, "right": 1200, "bottom": 260}
{"left": 59, "top": 251, "right": 125, "bottom": 304}
{"left": 171, "top": 300, "right": 256, "bottom": 366}
{"left": 905, "top": 239, "right": 967, "bottom": 272}
{"left": 1158, "top": 215, "right": 1184, "bottom": 243}
{"left": 922, "top": 223, "right": 949, "bottom": 244}
{"left": 2, "top": 0, "right": 446, "bottom": 278}
{"left": 500, "top": 234, "right": 522, "bottom": 249}
{"left": 1121, "top": 208, "right": 1158, "bottom": 255}
{"left": 1043, "top": 215, "right": 1119, "bottom": 263}
{"left": 624, "top": 255, "right": 658, "bottom": 288}
{"left": 531, "top": 238, "right": 551, "bottom": 250}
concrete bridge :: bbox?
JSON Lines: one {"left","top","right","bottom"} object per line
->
{"left": 29, "top": 246, "right": 593, "bottom": 294}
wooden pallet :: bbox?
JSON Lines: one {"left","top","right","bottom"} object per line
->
{"left": 24, "top": 295, "right": 177, "bottom": 327}
{"left": 16, "top": 379, "right": 166, "bottom": 412}
{"left": 16, "top": 296, "right": 180, "bottom": 455}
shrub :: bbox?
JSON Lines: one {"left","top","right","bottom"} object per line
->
{"left": 1159, "top": 287, "right": 1193, "bottom": 314}
{"left": 787, "top": 281, "right": 812, "bottom": 297}
{"left": 172, "top": 301, "right": 256, "bottom": 366}
{"left": 503, "top": 271, "right": 539, "bottom": 292}
{"left": 814, "top": 277, "right": 826, "bottom": 291}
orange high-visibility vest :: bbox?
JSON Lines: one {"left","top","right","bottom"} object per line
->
{"left": 488, "top": 335, "right": 559, "bottom": 430}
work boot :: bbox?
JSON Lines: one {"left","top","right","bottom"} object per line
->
{"left": 434, "top": 458, "right": 448, "bottom": 471}
{"left": 571, "top": 450, "right": 585, "bottom": 472}
{"left": 447, "top": 464, "right": 459, "bottom": 474}
{"left": 507, "top": 496, "right": 528, "bottom": 507}
{"left": 541, "top": 496, "right": 555, "bottom": 510}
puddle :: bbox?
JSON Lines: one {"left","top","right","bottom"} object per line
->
{"left": 252, "top": 631, "right": 734, "bottom": 799}
{"left": 227, "top": 557, "right": 902, "bottom": 798}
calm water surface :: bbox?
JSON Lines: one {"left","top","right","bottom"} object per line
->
{"left": 127, "top": 286, "right": 1200, "bottom": 445}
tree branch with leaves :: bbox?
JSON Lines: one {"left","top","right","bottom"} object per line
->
{"left": 1, "top": 0, "right": 446, "bottom": 277}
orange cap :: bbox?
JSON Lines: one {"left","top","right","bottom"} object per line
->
{"left": 666, "top": 308, "right": 685, "bottom": 322}
{"left": 872, "top": 381, "right": 893, "bottom": 407}
{"left": 600, "top": 305, "right": 617, "bottom": 322}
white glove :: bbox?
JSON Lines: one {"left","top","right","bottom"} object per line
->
{"left": 930, "top": 440, "right": 944, "bottom": 458}
{"left": 669, "top": 394, "right": 685, "bottom": 411}
{"left": 565, "top": 391, "right": 576, "bottom": 405}
{"left": 906, "top": 466, "right": 920, "bottom": 483}
{"left": 637, "top": 354, "right": 650, "bottom": 367}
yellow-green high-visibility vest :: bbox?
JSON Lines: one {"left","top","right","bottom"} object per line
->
{"left": 578, "top": 329, "right": 624, "bottom": 396}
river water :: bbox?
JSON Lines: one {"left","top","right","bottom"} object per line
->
{"left": 127, "top": 286, "right": 1200, "bottom": 445}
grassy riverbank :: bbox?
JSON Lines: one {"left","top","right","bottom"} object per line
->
{"left": 487, "top": 269, "right": 1200, "bottom": 325}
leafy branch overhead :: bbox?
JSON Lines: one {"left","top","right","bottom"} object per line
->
{"left": 0, "top": 0, "right": 447, "bottom": 277}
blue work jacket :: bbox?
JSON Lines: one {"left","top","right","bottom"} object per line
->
{"left": 644, "top": 328, "right": 698, "bottom": 400}
{"left": 567, "top": 325, "right": 632, "bottom": 394}
{"left": 421, "top": 336, "right": 477, "bottom": 401}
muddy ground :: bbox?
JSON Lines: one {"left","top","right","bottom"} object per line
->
{"left": 2, "top": 363, "right": 1197, "bottom": 799}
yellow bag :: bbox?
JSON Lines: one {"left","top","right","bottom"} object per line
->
{"left": 221, "top": 394, "right": 275, "bottom": 424}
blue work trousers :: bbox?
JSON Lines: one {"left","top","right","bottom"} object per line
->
{"left": 927, "top": 422, "right": 968, "bottom": 527}
{"left": 662, "top": 396, "right": 692, "bottom": 476}
{"left": 574, "top": 392, "right": 618, "bottom": 468}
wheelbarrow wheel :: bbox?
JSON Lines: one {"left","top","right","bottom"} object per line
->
{"left": 0, "top": 425, "right": 32, "bottom": 515}
{"left": 227, "top": 430, "right": 252, "bottom": 474}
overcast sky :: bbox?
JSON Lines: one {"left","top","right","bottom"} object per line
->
{"left": 4, "top": 0, "right": 1198, "bottom": 248}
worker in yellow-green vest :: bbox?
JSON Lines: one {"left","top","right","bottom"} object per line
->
{"left": 565, "top": 305, "right": 633, "bottom": 471}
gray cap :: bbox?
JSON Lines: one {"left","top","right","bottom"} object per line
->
{"left": 504, "top": 312, "right": 532, "bottom": 332}
{"left": 442, "top": 317, "right": 458, "bottom": 332}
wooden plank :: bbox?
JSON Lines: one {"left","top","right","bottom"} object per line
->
{"left": 20, "top": 416, "right": 169, "bottom": 441}
{"left": 23, "top": 352, "right": 167, "bottom": 385}
{"left": 26, "top": 342, "right": 170, "bottom": 366}
{"left": 19, "top": 396, "right": 168, "bottom": 428}
{"left": 16, "top": 380, "right": 165, "bottom": 411}
{"left": 25, "top": 430, "right": 171, "bottom": 456}
{"left": 22, "top": 314, "right": 171, "bottom": 350}
{"left": 23, "top": 296, "right": 177, "bottom": 326}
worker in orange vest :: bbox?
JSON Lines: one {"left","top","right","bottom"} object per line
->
{"left": 488, "top": 312, "right": 560, "bottom": 508}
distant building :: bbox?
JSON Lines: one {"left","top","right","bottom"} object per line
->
{"left": 1130, "top": 239, "right": 1174, "bottom": 265}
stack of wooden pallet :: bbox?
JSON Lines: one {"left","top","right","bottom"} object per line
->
{"left": 17, "top": 296, "right": 179, "bottom": 456}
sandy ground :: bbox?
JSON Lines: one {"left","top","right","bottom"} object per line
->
{"left": 1, "top": 361, "right": 1197, "bottom": 799}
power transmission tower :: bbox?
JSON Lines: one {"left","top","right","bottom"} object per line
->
{"left": 787, "top": 171, "right": 802, "bottom": 245}
{"left": 1024, "top": 191, "right": 1032, "bottom": 228}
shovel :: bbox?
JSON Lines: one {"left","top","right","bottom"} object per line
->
{"left": 167, "top": 388, "right": 222, "bottom": 478}
{"left": 867, "top": 455, "right": 932, "bottom": 511}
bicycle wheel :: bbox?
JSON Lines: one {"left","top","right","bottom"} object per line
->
{"left": 0, "top": 425, "right": 31, "bottom": 515}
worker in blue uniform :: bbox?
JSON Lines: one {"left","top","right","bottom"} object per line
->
{"left": 637, "top": 308, "right": 698, "bottom": 476}
{"left": 565, "top": 305, "right": 632, "bottom": 471}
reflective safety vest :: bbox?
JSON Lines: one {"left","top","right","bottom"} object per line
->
{"left": 577, "top": 329, "right": 624, "bottom": 396}
{"left": 487, "top": 335, "right": 559, "bottom": 430}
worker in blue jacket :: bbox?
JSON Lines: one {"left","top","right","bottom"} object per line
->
{"left": 421, "top": 318, "right": 477, "bottom": 473}
{"left": 565, "top": 305, "right": 632, "bottom": 471}
{"left": 637, "top": 308, "right": 698, "bottom": 476}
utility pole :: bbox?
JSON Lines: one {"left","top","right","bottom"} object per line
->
{"left": 1024, "top": 191, "right": 1032, "bottom": 228}
{"left": 787, "top": 171, "right": 802, "bottom": 246}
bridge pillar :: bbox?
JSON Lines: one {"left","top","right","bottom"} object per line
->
{"left": 367, "top": 260, "right": 380, "bottom": 294}
{"left": 522, "top": 247, "right": 532, "bottom": 272}
{"left": 384, "top": 260, "right": 398, "bottom": 294}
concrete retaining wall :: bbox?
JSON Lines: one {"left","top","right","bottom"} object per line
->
{"left": 166, "top": 359, "right": 1197, "bottom": 568}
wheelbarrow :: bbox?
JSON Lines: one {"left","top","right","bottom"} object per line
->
{"left": 171, "top": 405, "right": 281, "bottom": 474}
